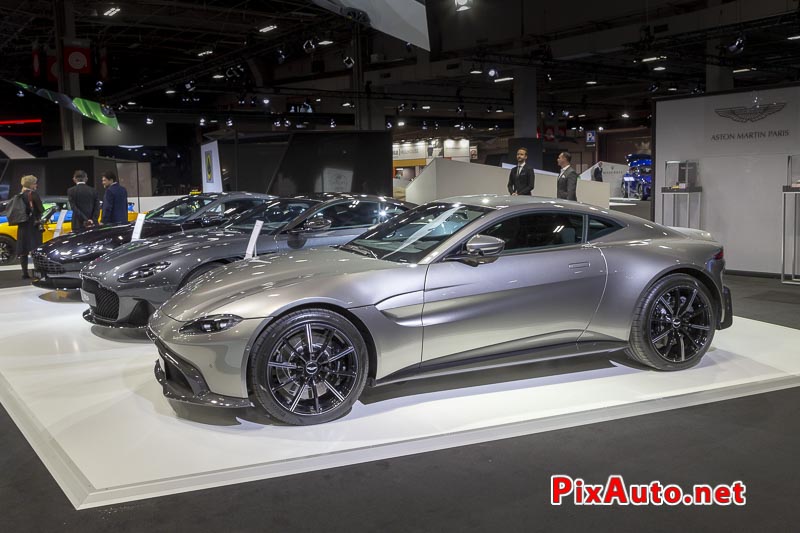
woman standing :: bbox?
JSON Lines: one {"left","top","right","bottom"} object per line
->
{"left": 17, "top": 175, "right": 44, "bottom": 279}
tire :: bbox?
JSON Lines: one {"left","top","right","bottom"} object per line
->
{"left": 626, "top": 273, "right": 717, "bottom": 371}
{"left": 0, "top": 236, "right": 16, "bottom": 266}
{"left": 178, "top": 261, "right": 224, "bottom": 288}
{"left": 248, "top": 308, "right": 369, "bottom": 425}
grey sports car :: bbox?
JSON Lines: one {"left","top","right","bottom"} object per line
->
{"left": 81, "top": 194, "right": 411, "bottom": 327}
{"left": 148, "top": 195, "right": 733, "bottom": 425}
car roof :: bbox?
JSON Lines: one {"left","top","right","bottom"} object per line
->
{"left": 295, "top": 192, "right": 404, "bottom": 205}
{"left": 192, "top": 192, "right": 276, "bottom": 201}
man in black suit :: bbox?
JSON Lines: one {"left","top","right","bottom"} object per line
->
{"left": 556, "top": 152, "right": 579, "bottom": 201}
{"left": 67, "top": 170, "right": 100, "bottom": 232}
{"left": 507, "top": 148, "right": 535, "bottom": 196}
{"left": 592, "top": 161, "right": 603, "bottom": 182}
{"left": 101, "top": 171, "right": 129, "bottom": 225}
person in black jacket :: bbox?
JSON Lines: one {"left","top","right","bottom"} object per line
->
{"left": 507, "top": 148, "right": 535, "bottom": 196}
{"left": 16, "top": 174, "right": 44, "bottom": 279}
{"left": 100, "top": 171, "right": 129, "bottom": 225}
{"left": 67, "top": 170, "right": 100, "bottom": 231}
{"left": 556, "top": 152, "right": 579, "bottom": 201}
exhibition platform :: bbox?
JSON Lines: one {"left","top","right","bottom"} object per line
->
{"left": 1, "top": 284, "right": 798, "bottom": 510}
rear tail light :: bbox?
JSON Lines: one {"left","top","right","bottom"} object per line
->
{"left": 713, "top": 249, "right": 724, "bottom": 261}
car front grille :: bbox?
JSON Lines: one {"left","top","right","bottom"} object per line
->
{"left": 32, "top": 252, "right": 65, "bottom": 275}
{"left": 82, "top": 278, "right": 119, "bottom": 321}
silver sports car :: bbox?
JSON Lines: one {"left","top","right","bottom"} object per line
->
{"left": 81, "top": 194, "right": 410, "bottom": 327}
{"left": 148, "top": 195, "right": 733, "bottom": 425}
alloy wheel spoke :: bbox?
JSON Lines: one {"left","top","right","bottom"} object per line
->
{"left": 311, "top": 381, "right": 321, "bottom": 413}
{"left": 324, "top": 379, "right": 346, "bottom": 402}
{"left": 305, "top": 323, "right": 314, "bottom": 356}
{"left": 678, "top": 334, "right": 686, "bottom": 362}
{"left": 659, "top": 294, "right": 675, "bottom": 317}
{"left": 680, "top": 289, "right": 697, "bottom": 317}
{"left": 322, "top": 346, "right": 354, "bottom": 365}
{"left": 289, "top": 382, "right": 307, "bottom": 412}
{"left": 281, "top": 340, "right": 308, "bottom": 364}
{"left": 652, "top": 329, "right": 672, "bottom": 344}
{"left": 268, "top": 361, "right": 300, "bottom": 370}
{"left": 317, "top": 329, "right": 335, "bottom": 358}
{"left": 271, "top": 378, "right": 296, "bottom": 393}
{"left": 680, "top": 328, "right": 702, "bottom": 349}
{"left": 687, "top": 323, "right": 710, "bottom": 331}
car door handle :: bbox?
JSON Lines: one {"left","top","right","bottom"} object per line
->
{"left": 569, "top": 262, "right": 590, "bottom": 269}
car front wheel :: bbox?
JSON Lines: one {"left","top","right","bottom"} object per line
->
{"left": 0, "top": 236, "right": 16, "bottom": 266}
{"left": 626, "top": 273, "right": 717, "bottom": 371}
{"left": 248, "top": 308, "right": 369, "bottom": 425}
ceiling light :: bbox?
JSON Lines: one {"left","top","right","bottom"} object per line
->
{"left": 315, "top": 98, "right": 322, "bottom": 102}
{"left": 127, "top": 101, "right": 136, "bottom": 105}
{"left": 103, "top": 7, "right": 121, "bottom": 17}
{"left": 578, "top": 114, "right": 586, "bottom": 118}
{"left": 342, "top": 56, "right": 355, "bottom": 69}
{"left": 398, "top": 121, "right": 406, "bottom": 126}
{"left": 422, "top": 105, "right": 431, "bottom": 110}
{"left": 598, "top": 126, "right": 604, "bottom": 131}
{"left": 494, "top": 77, "right": 514, "bottom": 83}
{"left": 487, "top": 67, "right": 499, "bottom": 78}
{"left": 586, "top": 80, "right": 597, "bottom": 85}
{"left": 259, "top": 25, "right": 277, "bottom": 33}
{"left": 641, "top": 56, "right": 667, "bottom": 63}
{"left": 621, "top": 112, "right": 630, "bottom": 118}
{"left": 303, "top": 39, "right": 316, "bottom": 54}
{"left": 668, "top": 86, "right": 678, "bottom": 91}
{"left": 732, "top": 67, "right": 755, "bottom": 73}
{"left": 199, "top": 117, "right": 206, "bottom": 126}
{"left": 318, "top": 40, "right": 334, "bottom": 46}
{"left": 454, "top": 0, "right": 473, "bottom": 12}
{"left": 496, "top": 107, "right": 504, "bottom": 113}
{"left": 330, "top": 119, "right": 336, "bottom": 128}
{"left": 653, "top": 66, "right": 666, "bottom": 71}
{"left": 342, "top": 101, "right": 353, "bottom": 108}
{"left": 226, "top": 118, "right": 233, "bottom": 127}
{"left": 470, "top": 65, "right": 483, "bottom": 74}
{"left": 165, "top": 89, "right": 176, "bottom": 94}
{"left": 197, "top": 50, "right": 213, "bottom": 57}
{"left": 145, "top": 117, "right": 153, "bottom": 125}
{"left": 789, "top": 35, "right": 800, "bottom": 40}
{"left": 262, "top": 98, "right": 270, "bottom": 105}
{"left": 726, "top": 34, "right": 746, "bottom": 55}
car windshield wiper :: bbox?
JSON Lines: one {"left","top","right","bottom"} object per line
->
{"left": 339, "top": 243, "right": 379, "bottom": 259}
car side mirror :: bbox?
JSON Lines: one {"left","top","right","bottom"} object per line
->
{"left": 293, "top": 217, "right": 332, "bottom": 234}
{"left": 200, "top": 213, "right": 226, "bottom": 227}
{"left": 465, "top": 234, "right": 505, "bottom": 257}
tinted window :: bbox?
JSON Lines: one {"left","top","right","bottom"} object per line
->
{"left": 146, "top": 196, "right": 213, "bottom": 222}
{"left": 587, "top": 217, "right": 622, "bottom": 241}
{"left": 219, "top": 199, "right": 264, "bottom": 217}
{"left": 227, "top": 199, "right": 317, "bottom": 233}
{"left": 311, "top": 201, "right": 382, "bottom": 228}
{"left": 484, "top": 213, "right": 584, "bottom": 253}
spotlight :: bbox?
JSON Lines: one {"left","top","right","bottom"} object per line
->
{"left": 398, "top": 120, "right": 406, "bottom": 126}
{"left": 561, "top": 109, "right": 570, "bottom": 118}
{"left": 284, "top": 118, "right": 291, "bottom": 127}
{"left": 251, "top": 97, "right": 257, "bottom": 107}
{"left": 547, "top": 109, "right": 555, "bottom": 118}
{"left": 648, "top": 82, "right": 660, "bottom": 93}
{"left": 16, "top": 90, "right": 24, "bottom": 97}
{"left": 454, "top": 0, "right": 473, "bottom": 12}
{"left": 226, "top": 117, "right": 233, "bottom": 127}
{"left": 303, "top": 39, "right": 316, "bottom": 54}
{"left": 422, "top": 121, "right": 428, "bottom": 130}
{"left": 94, "top": 81, "right": 103, "bottom": 93}
{"left": 277, "top": 49, "right": 286, "bottom": 64}
{"left": 259, "top": 24, "right": 277, "bottom": 33}
{"left": 496, "top": 107, "right": 504, "bottom": 113}
{"left": 456, "top": 104, "right": 464, "bottom": 114}
{"left": 342, "top": 56, "right": 355, "bottom": 69}
{"left": 127, "top": 101, "right": 136, "bottom": 105}
{"left": 546, "top": 73, "right": 553, "bottom": 82}
{"left": 411, "top": 102, "right": 418, "bottom": 111}
{"left": 726, "top": 34, "right": 746, "bottom": 55}
{"left": 145, "top": 117, "right": 154, "bottom": 125}
{"left": 586, "top": 79, "right": 598, "bottom": 85}
{"left": 238, "top": 95, "right": 246, "bottom": 105}
{"left": 397, "top": 103, "right": 406, "bottom": 112}
{"left": 421, "top": 105, "right": 431, "bottom": 110}
{"left": 434, "top": 121, "right": 439, "bottom": 130}
{"left": 487, "top": 68, "right": 499, "bottom": 78}
{"left": 405, "top": 41, "right": 413, "bottom": 52}
{"left": 330, "top": 119, "right": 336, "bottom": 128}
{"left": 621, "top": 112, "right": 630, "bottom": 118}
{"left": 386, "top": 120, "right": 393, "bottom": 129}
{"left": 263, "top": 98, "right": 270, "bottom": 105}
{"left": 184, "top": 80, "right": 195, "bottom": 92}
{"left": 691, "top": 86, "right": 704, "bottom": 95}
{"left": 212, "top": 74, "right": 224, "bottom": 79}
{"left": 165, "top": 89, "right": 176, "bottom": 94}
{"left": 598, "top": 126, "right": 604, "bottom": 131}
{"left": 199, "top": 117, "right": 206, "bottom": 126}
{"left": 342, "top": 101, "right": 352, "bottom": 108}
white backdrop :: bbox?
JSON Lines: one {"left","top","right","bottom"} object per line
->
{"left": 655, "top": 86, "right": 799, "bottom": 273}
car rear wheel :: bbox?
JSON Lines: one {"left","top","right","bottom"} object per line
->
{"left": 0, "top": 236, "right": 16, "bottom": 266}
{"left": 248, "top": 308, "right": 368, "bottom": 425}
{"left": 626, "top": 273, "right": 716, "bottom": 371}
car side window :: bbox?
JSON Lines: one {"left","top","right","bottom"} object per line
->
{"left": 311, "top": 201, "right": 381, "bottom": 228}
{"left": 587, "top": 217, "right": 622, "bottom": 241}
{"left": 483, "top": 213, "right": 584, "bottom": 253}
{"left": 220, "top": 199, "right": 262, "bottom": 217}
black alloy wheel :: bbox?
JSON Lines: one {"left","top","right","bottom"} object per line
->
{"left": 627, "top": 273, "right": 717, "bottom": 370}
{"left": 0, "top": 236, "right": 15, "bottom": 266}
{"left": 249, "top": 308, "right": 368, "bottom": 425}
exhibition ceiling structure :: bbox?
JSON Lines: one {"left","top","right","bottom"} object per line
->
{"left": 1, "top": 1, "right": 800, "bottom": 531}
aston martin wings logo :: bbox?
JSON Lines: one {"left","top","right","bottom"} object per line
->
{"left": 715, "top": 102, "right": 786, "bottom": 123}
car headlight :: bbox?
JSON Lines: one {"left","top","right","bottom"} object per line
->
{"left": 70, "top": 238, "right": 114, "bottom": 259}
{"left": 118, "top": 262, "right": 171, "bottom": 282}
{"left": 179, "top": 314, "right": 243, "bottom": 335}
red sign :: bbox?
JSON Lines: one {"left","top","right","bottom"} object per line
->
{"left": 64, "top": 45, "right": 92, "bottom": 74}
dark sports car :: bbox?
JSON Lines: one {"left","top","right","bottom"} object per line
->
{"left": 80, "top": 194, "right": 411, "bottom": 327}
{"left": 31, "top": 192, "right": 273, "bottom": 289}
{"left": 148, "top": 195, "right": 733, "bottom": 426}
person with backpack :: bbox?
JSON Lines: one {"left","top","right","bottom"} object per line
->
{"left": 16, "top": 175, "right": 44, "bottom": 279}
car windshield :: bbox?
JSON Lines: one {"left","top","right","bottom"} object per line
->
{"left": 347, "top": 202, "right": 492, "bottom": 263}
{"left": 145, "top": 196, "right": 214, "bottom": 222}
{"left": 226, "top": 199, "right": 318, "bottom": 233}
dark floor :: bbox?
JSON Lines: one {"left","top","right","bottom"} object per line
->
{"left": 0, "top": 273, "right": 798, "bottom": 532}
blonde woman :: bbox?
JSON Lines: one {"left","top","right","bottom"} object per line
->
{"left": 16, "top": 175, "right": 44, "bottom": 279}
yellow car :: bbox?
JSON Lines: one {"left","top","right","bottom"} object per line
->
{"left": 0, "top": 197, "right": 138, "bottom": 265}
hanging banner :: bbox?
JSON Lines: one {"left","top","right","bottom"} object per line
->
{"left": 200, "top": 140, "right": 223, "bottom": 193}
{"left": 12, "top": 81, "right": 120, "bottom": 130}
{"left": 63, "top": 39, "right": 92, "bottom": 74}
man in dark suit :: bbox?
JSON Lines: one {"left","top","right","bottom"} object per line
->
{"left": 592, "top": 161, "right": 603, "bottom": 182}
{"left": 556, "top": 152, "right": 579, "bottom": 201}
{"left": 507, "top": 148, "right": 535, "bottom": 196}
{"left": 100, "top": 171, "right": 129, "bottom": 225}
{"left": 67, "top": 170, "right": 100, "bottom": 232}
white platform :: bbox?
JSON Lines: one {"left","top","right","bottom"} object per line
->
{"left": 1, "top": 285, "right": 799, "bottom": 510}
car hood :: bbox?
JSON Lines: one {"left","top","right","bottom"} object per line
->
{"left": 158, "top": 246, "right": 421, "bottom": 322}
{"left": 83, "top": 228, "right": 250, "bottom": 282}
{"left": 37, "top": 220, "right": 182, "bottom": 259}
